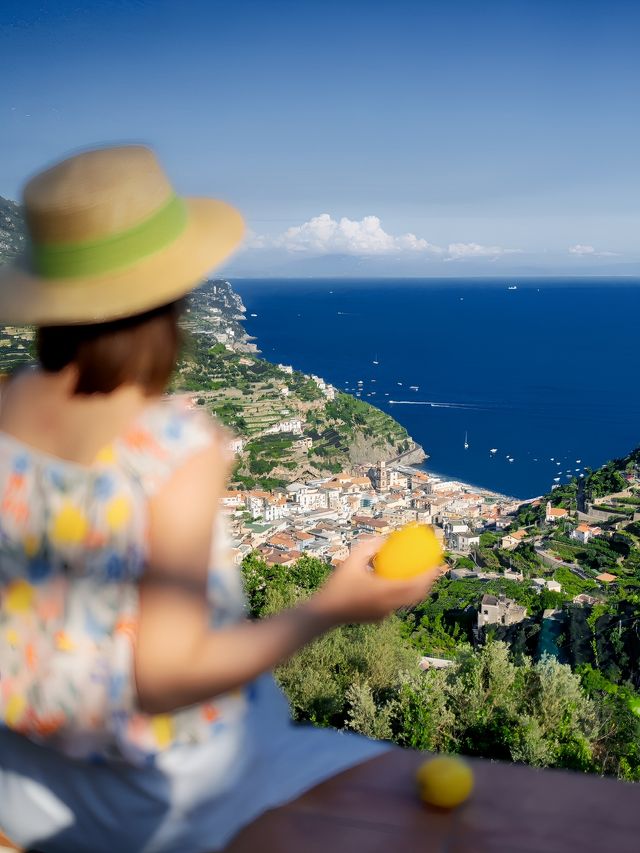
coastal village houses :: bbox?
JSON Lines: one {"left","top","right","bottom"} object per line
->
{"left": 478, "top": 594, "right": 527, "bottom": 629}
{"left": 221, "top": 460, "right": 517, "bottom": 582}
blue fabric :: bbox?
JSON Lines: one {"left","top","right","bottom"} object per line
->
{"left": 0, "top": 674, "right": 390, "bottom": 852}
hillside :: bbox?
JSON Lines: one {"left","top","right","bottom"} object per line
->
{"left": 0, "top": 195, "right": 25, "bottom": 262}
{"left": 173, "top": 280, "right": 426, "bottom": 488}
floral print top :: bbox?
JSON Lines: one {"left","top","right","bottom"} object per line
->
{"left": 0, "top": 396, "right": 248, "bottom": 766}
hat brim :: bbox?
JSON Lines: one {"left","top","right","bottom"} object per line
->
{"left": 0, "top": 197, "right": 244, "bottom": 325}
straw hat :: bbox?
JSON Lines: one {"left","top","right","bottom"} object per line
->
{"left": 0, "top": 145, "right": 244, "bottom": 325}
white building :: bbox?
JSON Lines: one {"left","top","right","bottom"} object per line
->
{"left": 451, "top": 531, "right": 480, "bottom": 552}
{"left": 266, "top": 418, "right": 303, "bottom": 436}
{"left": 532, "top": 577, "right": 563, "bottom": 594}
{"left": 478, "top": 594, "right": 527, "bottom": 629}
{"left": 571, "top": 523, "right": 602, "bottom": 544}
{"left": 443, "top": 519, "right": 469, "bottom": 537}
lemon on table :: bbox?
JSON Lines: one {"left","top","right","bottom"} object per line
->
{"left": 416, "top": 755, "right": 474, "bottom": 809}
{"left": 373, "top": 523, "right": 443, "bottom": 580}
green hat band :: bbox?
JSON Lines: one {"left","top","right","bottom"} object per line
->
{"left": 32, "top": 194, "right": 188, "bottom": 279}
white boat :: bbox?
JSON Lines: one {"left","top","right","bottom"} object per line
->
{"left": 576, "top": 459, "right": 581, "bottom": 463}
{"left": 397, "top": 382, "right": 403, "bottom": 386}
{"left": 409, "top": 385, "right": 419, "bottom": 391}
{"left": 250, "top": 313, "right": 258, "bottom": 317}
{"left": 373, "top": 354, "right": 379, "bottom": 365}
{"left": 464, "top": 431, "right": 469, "bottom": 450}
{"left": 490, "top": 448, "right": 498, "bottom": 454}
{"left": 553, "top": 477, "right": 560, "bottom": 482}
{"left": 508, "top": 285, "right": 518, "bottom": 290}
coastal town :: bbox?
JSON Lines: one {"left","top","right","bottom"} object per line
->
{"left": 217, "top": 455, "right": 518, "bottom": 571}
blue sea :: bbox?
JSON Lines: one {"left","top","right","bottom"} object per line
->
{"left": 232, "top": 279, "right": 640, "bottom": 500}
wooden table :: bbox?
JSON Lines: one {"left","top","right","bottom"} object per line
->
{"left": 224, "top": 750, "right": 639, "bottom": 853}
{"left": 2, "top": 751, "right": 637, "bottom": 852}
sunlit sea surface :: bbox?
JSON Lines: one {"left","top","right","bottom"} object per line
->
{"left": 233, "top": 279, "right": 640, "bottom": 499}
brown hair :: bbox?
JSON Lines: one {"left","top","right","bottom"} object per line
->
{"left": 36, "top": 299, "right": 184, "bottom": 395}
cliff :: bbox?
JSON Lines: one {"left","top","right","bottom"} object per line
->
{"left": 174, "top": 279, "right": 427, "bottom": 488}
{"left": 0, "top": 196, "right": 26, "bottom": 262}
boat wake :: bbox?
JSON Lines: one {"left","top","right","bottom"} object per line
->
{"left": 388, "top": 400, "right": 484, "bottom": 410}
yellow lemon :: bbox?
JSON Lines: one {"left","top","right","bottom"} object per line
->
{"left": 5, "top": 693, "right": 27, "bottom": 727}
{"left": 52, "top": 503, "right": 89, "bottom": 545}
{"left": 373, "top": 523, "right": 443, "bottom": 580}
{"left": 5, "top": 579, "right": 35, "bottom": 614}
{"left": 416, "top": 755, "right": 474, "bottom": 809}
{"left": 106, "top": 497, "right": 131, "bottom": 531}
{"left": 151, "top": 714, "right": 174, "bottom": 749}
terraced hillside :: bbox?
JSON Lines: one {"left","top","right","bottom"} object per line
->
{"left": 174, "top": 283, "right": 425, "bottom": 488}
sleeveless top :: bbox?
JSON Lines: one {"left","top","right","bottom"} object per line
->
{"left": 0, "top": 396, "right": 249, "bottom": 766}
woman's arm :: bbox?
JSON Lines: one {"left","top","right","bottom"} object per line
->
{"left": 134, "top": 436, "right": 441, "bottom": 715}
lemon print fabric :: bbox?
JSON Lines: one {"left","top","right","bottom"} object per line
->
{"left": 106, "top": 496, "right": 131, "bottom": 531}
{"left": 5, "top": 693, "right": 27, "bottom": 727}
{"left": 94, "top": 443, "right": 116, "bottom": 465}
{"left": 51, "top": 502, "right": 89, "bottom": 546}
{"left": 23, "top": 533, "right": 40, "bottom": 558}
{"left": 151, "top": 714, "right": 175, "bottom": 749}
{"left": 0, "top": 397, "right": 248, "bottom": 763}
{"left": 374, "top": 523, "right": 443, "bottom": 580}
{"left": 5, "top": 579, "right": 35, "bottom": 614}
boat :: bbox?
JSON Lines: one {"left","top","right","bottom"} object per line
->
{"left": 553, "top": 477, "right": 560, "bottom": 482}
{"left": 464, "top": 431, "right": 469, "bottom": 450}
{"left": 508, "top": 285, "right": 518, "bottom": 290}
{"left": 250, "top": 313, "right": 258, "bottom": 317}
{"left": 576, "top": 459, "right": 581, "bottom": 463}
{"left": 409, "top": 385, "right": 419, "bottom": 391}
{"left": 490, "top": 448, "right": 498, "bottom": 454}
{"left": 373, "top": 353, "right": 379, "bottom": 365}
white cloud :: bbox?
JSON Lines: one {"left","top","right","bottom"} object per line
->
{"left": 569, "top": 244, "right": 596, "bottom": 255}
{"left": 247, "top": 214, "right": 518, "bottom": 261}
{"left": 568, "top": 244, "right": 618, "bottom": 257}
{"left": 271, "top": 214, "right": 443, "bottom": 256}
{"left": 446, "top": 242, "right": 518, "bottom": 260}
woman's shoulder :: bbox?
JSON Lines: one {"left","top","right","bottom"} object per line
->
{"left": 114, "top": 395, "right": 225, "bottom": 494}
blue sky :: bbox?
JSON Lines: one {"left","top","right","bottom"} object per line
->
{"left": 1, "top": 0, "right": 639, "bottom": 275}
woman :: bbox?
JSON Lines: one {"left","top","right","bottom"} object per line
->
{"left": 0, "top": 146, "right": 441, "bottom": 852}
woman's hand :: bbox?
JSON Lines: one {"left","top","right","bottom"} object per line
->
{"left": 308, "top": 536, "right": 445, "bottom": 626}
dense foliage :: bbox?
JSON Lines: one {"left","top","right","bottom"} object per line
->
{"left": 242, "top": 550, "right": 640, "bottom": 781}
